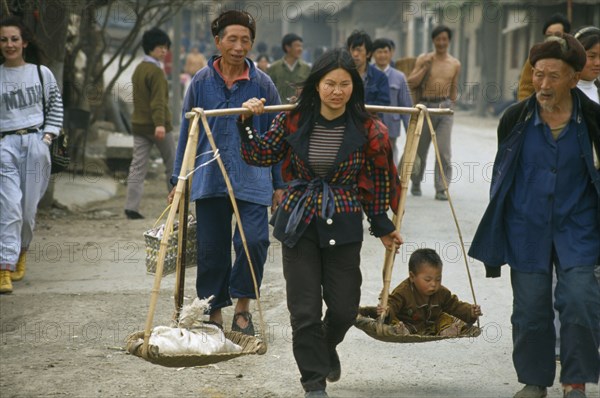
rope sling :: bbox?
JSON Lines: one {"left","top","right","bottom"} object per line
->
{"left": 354, "top": 105, "right": 481, "bottom": 343}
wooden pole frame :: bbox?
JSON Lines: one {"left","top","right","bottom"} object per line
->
{"left": 139, "top": 103, "right": 475, "bottom": 358}
{"left": 377, "top": 105, "right": 479, "bottom": 328}
{"left": 172, "top": 177, "right": 191, "bottom": 322}
{"left": 141, "top": 113, "right": 201, "bottom": 357}
{"left": 378, "top": 104, "right": 426, "bottom": 323}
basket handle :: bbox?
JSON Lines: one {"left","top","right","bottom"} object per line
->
{"left": 153, "top": 204, "right": 172, "bottom": 229}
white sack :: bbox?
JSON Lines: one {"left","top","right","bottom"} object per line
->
{"left": 149, "top": 324, "right": 242, "bottom": 356}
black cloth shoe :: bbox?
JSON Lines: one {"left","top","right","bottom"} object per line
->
{"left": 326, "top": 348, "right": 341, "bottom": 383}
{"left": 305, "top": 390, "right": 328, "bottom": 397}
{"left": 231, "top": 312, "right": 255, "bottom": 336}
{"left": 513, "top": 385, "right": 547, "bottom": 398}
{"left": 125, "top": 210, "right": 144, "bottom": 219}
{"left": 411, "top": 183, "right": 422, "bottom": 196}
{"left": 435, "top": 191, "right": 448, "bottom": 201}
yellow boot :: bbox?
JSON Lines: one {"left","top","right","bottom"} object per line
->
{"left": 0, "top": 270, "right": 13, "bottom": 294}
{"left": 11, "top": 252, "right": 26, "bottom": 281}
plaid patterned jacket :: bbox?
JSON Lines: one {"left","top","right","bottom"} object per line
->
{"left": 239, "top": 111, "right": 401, "bottom": 248}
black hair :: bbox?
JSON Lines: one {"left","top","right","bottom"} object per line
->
{"left": 346, "top": 30, "right": 373, "bottom": 54}
{"left": 372, "top": 38, "right": 393, "bottom": 52}
{"left": 256, "top": 41, "right": 268, "bottom": 54}
{"left": 0, "top": 16, "right": 46, "bottom": 65}
{"left": 542, "top": 13, "right": 571, "bottom": 35}
{"left": 211, "top": 10, "right": 256, "bottom": 41}
{"left": 281, "top": 33, "right": 303, "bottom": 53}
{"left": 292, "top": 48, "right": 370, "bottom": 132}
{"left": 255, "top": 53, "right": 270, "bottom": 63}
{"left": 431, "top": 25, "right": 452, "bottom": 41}
{"left": 575, "top": 26, "right": 600, "bottom": 51}
{"left": 142, "top": 27, "right": 171, "bottom": 55}
{"left": 408, "top": 248, "right": 443, "bottom": 274}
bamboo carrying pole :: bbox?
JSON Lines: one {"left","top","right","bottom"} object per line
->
{"left": 172, "top": 178, "right": 191, "bottom": 322}
{"left": 378, "top": 104, "right": 426, "bottom": 324}
{"left": 141, "top": 113, "right": 201, "bottom": 357}
{"left": 184, "top": 104, "right": 453, "bottom": 119}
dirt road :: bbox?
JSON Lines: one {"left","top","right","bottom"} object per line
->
{"left": 1, "top": 112, "right": 598, "bottom": 398}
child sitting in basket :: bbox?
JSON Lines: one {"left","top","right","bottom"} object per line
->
{"left": 376, "top": 248, "right": 482, "bottom": 336}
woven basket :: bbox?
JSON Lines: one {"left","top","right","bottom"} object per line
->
{"left": 144, "top": 219, "right": 197, "bottom": 276}
{"left": 126, "top": 329, "right": 267, "bottom": 367}
{"left": 354, "top": 306, "right": 481, "bottom": 343}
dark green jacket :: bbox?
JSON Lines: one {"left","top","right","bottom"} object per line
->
{"left": 131, "top": 61, "right": 172, "bottom": 135}
{"left": 267, "top": 58, "right": 311, "bottom": 104}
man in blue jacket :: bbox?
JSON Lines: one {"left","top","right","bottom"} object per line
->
{"left": 372, "top": 38, "right": 413, "bottom": 165}
{"left": 169, "top": 10, "right": 284, "bottom": 336}
{"left": 469, "top": 33, "right": 600, "bottom": 398}
{"left": 346, "top": 30, "right": 390, "bottom": 108}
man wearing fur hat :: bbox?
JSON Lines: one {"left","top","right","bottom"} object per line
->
{"left": 169, "top": 10, "right": 283, "bottom": 336}
{"left": 469, "top": 32, "right": 600, "bottom": 398}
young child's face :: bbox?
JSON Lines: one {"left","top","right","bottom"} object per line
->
{"left": 410, "top": 263, "right": 442, "bottom": 297}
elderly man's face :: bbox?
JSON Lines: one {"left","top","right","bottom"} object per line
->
{"left": 532, "top": 59, "right": 579, "bottom": 111}
{"left": 215, "top": 25, "right": 253, "bottom": 67}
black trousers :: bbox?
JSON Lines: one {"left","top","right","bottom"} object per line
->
{"left": 282, "top": 221, "right": 362, "bottom": 391}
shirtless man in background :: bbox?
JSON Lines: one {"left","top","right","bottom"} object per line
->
{"left": 408, "top": 25, "right": 461, "bottom": 200}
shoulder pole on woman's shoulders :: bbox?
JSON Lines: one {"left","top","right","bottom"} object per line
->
{"left": 184, "top": 105, "right": 452, "bottom": 119}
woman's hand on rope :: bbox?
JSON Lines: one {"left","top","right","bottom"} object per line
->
{"left": 376, "top": 304, "right": 388, "bottom": 317}
{"left": 240, "top": 97, "right": 266, "bottom": 122}
{"left": 380, "top": 230, "right": 403, "bottom": 253}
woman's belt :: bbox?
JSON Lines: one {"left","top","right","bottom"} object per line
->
{"left": 285, "top": 178, "right": 355, "bottom": 234}
{"left": 0, "top": 127, "right": 40, "bottom": 138}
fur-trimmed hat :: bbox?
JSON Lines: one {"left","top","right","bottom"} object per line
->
{"left": 529, "top": 32, "right": 587, "bottom": 72}
{"left": 211, "top": 10, "right": 256, "bottom": 41}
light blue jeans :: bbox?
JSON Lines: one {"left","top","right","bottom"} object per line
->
{"left": 0, "top": 132, "right": 51, "bottom": 270}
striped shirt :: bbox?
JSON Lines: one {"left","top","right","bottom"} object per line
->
{"left": 308, "top": 114, "right": 345, "bottom": 177}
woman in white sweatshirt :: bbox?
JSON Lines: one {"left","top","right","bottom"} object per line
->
{"left": 0, "top": 17, "right": 63, "bottom": 294}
